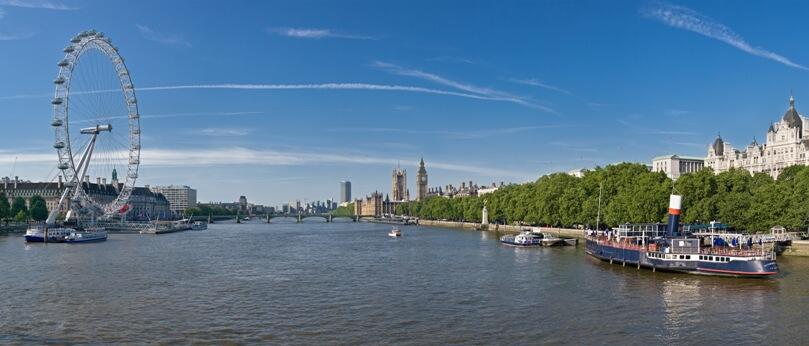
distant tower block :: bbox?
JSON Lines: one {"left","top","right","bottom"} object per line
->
{"left": 416, "top": 157, "right": 428, "bottom": 201}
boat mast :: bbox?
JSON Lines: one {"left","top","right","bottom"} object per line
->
{"left": 596, "top": 184, "right": 602, "bottom": 232}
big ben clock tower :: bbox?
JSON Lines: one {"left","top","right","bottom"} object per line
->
{"left": 416, "top": 157, "right": 428, "bottom": 201}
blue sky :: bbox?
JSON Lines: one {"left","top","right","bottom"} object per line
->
{"left": 1, "top": 0, "right": 808, "bottom": 206}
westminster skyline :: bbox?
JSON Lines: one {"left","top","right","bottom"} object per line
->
{"left": 2, "top": 0, "right": 809, "bottom": 205}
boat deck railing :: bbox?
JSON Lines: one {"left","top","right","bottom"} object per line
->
{"left": 587, "top": 236, "right": 775, "bottom": 259}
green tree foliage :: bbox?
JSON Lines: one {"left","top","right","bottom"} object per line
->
{"left": 11, "top": 197, "right": 27, "bottom": 218}
{"left": 331, "top": 203, "right": 355, "bottom": 217}
{"left": 28, "top": 195, "right": 48, "bottom": 221}
{"left": 14, "top": 210, "right": 26, "bottom": 222}
{"left": 194, "top": 204, "right": 237, "bottom": 216}
{"left": 399, "top": 163, "right": 809, "bottom": 232}
{"left": 0, "top": 193, "right": 10, "bottom": 221}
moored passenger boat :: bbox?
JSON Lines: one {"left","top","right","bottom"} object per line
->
{"left": 585, "top": 195, "right": 778, "bottom": 277}
{"left": 500, "top": 230, "right": 573, "bottom": 247}
{"left": 24, "top": 226, "right": 71, "bottom": 243}
{"left": 65, "top": 228, "right": 108, "bottom": 243}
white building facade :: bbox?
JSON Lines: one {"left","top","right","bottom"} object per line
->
{"left": 150, "top": 185, "right": 197, "bottom": 218}
{"left": 651, "top": 155, "right": 705, "bottom": 180}
{"left": 706, "top": 96, "right": 809, "bottom": 179}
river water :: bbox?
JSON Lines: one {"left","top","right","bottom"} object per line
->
{"left": 1, "top": 222, "right": 808, "bottom": 344}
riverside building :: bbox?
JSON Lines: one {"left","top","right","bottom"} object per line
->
{"left": 416, "top": 158, "right": 428, "bottom": 201}
{"left": 391, "top": 165, "right": 409, "bottom": 202}
{"left": 149, "top": 185, "right": 197, "bottom": 218}
{"left": 651, "top": 155, "right": 705, "bottom": 180}
{"left": 705, "top": 96, "right": 809, "bottom": 179}
{"left": 1, "top": 176, "right": 170, "bottom": 221}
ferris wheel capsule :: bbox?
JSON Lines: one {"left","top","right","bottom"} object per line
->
{"left": 63, "top": 45, "right": 75, "bottom": 53}
{"left": 58, "top": 59, "right": 70, "bottom": 67}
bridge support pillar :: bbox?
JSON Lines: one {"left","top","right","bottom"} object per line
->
{"left": 297, "top": 214, "right": 302, "bottom": 223}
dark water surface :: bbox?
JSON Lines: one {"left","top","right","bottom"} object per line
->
{"left": 2, "top": 222, "right": 809, "bottom": 344}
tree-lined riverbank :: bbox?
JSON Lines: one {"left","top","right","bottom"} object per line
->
{"left": 398, "top": 163, "right": 809, "bottom": 232}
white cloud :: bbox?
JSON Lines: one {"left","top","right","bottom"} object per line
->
{"left": 1, "top": 147, "right": 532, "bottom": 178}
{"left": 0, "top": 31, "right": 35, "bottom": 40}
{"left": 507, "top": 78, "right": 573, "bottom": 96}
{"left": 0, "top": 83, "right": 535, "bottom": 107}
{"left": 373, "top": 61, "right": 557, "bottom": 114}
{"left": 71, "top": 111, "right": 264, "bottom": 124}
{"left": 198, "top": 128, "right": 252, "bottom": 137}
{"left": 326, "top": 125, "right": 566, "bottom": 139}
{"left": 642, "top": 1, "right": 807, "bottom": 70}
{"left": 136, "top": 24, "right": 191, "bottom": 47}
{"left": 0, "top": 0, "right": 77, "bottom": 10}
{"left": 270, "top": 27, "right": 375, "bottom": 40}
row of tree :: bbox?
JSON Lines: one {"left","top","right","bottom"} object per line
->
{"left": 0, "top": 193, "right": 49, "bottom": 222}
{"left": 396, "top": 163, "right": 809, "bottom": 232}
{"left": 331, "top": 203, "right": 355, "bottom": 218}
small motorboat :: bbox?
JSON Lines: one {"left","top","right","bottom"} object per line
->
{"left": 388, "top": 228, "right": 402, "bottom": 237}
{"left": 191, "top": 221, "right": 207, "bottom": 231}
{"left": 500, "top": 230, "right": 575, "bottom": 247}
{"left": 500, "top": 230, "right": 542, "bottom": 246}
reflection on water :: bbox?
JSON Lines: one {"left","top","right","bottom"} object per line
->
{"left": 0, "top": 224, "right": 806, "bottom": 344}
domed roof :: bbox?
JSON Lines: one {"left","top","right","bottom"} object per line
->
{"left": 712, "top": 135, "right": 724, "bottom": 156}
{"left": 783, "top": 95, "right": 803, "bottom": 131}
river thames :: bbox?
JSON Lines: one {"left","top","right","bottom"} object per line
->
{"left": 1, "top": 222, "right": 809, "bottom": 344}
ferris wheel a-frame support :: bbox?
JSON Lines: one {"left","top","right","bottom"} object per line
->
{"left": 45, "top": 124, "right": 112, "bottom": 226}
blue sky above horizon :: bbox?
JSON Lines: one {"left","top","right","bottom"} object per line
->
{"left": 1, "top": 0, "right": 809, "bottom": 206}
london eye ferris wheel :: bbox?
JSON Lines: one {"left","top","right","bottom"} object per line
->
{"left": 50, "top": 29, "right": 140, "bottom": 220}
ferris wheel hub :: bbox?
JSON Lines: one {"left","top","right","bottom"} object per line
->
{"left": 80, "top": 124, "right": 112, "bottom": 134}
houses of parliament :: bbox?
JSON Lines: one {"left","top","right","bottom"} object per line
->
{"left": 354, "top": 158, "right": 428, "bottom": 216}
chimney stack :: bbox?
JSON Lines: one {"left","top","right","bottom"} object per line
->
{"left": 97, "top": 177, "right": 101, "bottom": 186}
{"left": 84, "top": 175, "right": 90, "bottom": 183}
{"left": 58, "top": 175, "right": 63, "bottom": 189}
{"left": 3, "top": 177, "right": 7, "bottom": 189}
{"left": 14, "top": 176, "right": 18, "bottom": 189}
{"left": 102, "top": 178, "right": 107, "bottom": 185}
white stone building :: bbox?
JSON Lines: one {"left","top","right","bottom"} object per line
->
{"left": 150, "top": 185, "right": 197, "bottom": 218}
{"left": 651, "top": 155, "right": 705, "bottom": 180}
{"left": 705, "top": 96, "right": 809, "bottom": 179}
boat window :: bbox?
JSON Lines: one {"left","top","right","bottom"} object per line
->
{"left": 709, "top": 256, "right": 713, "bottom": 261}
